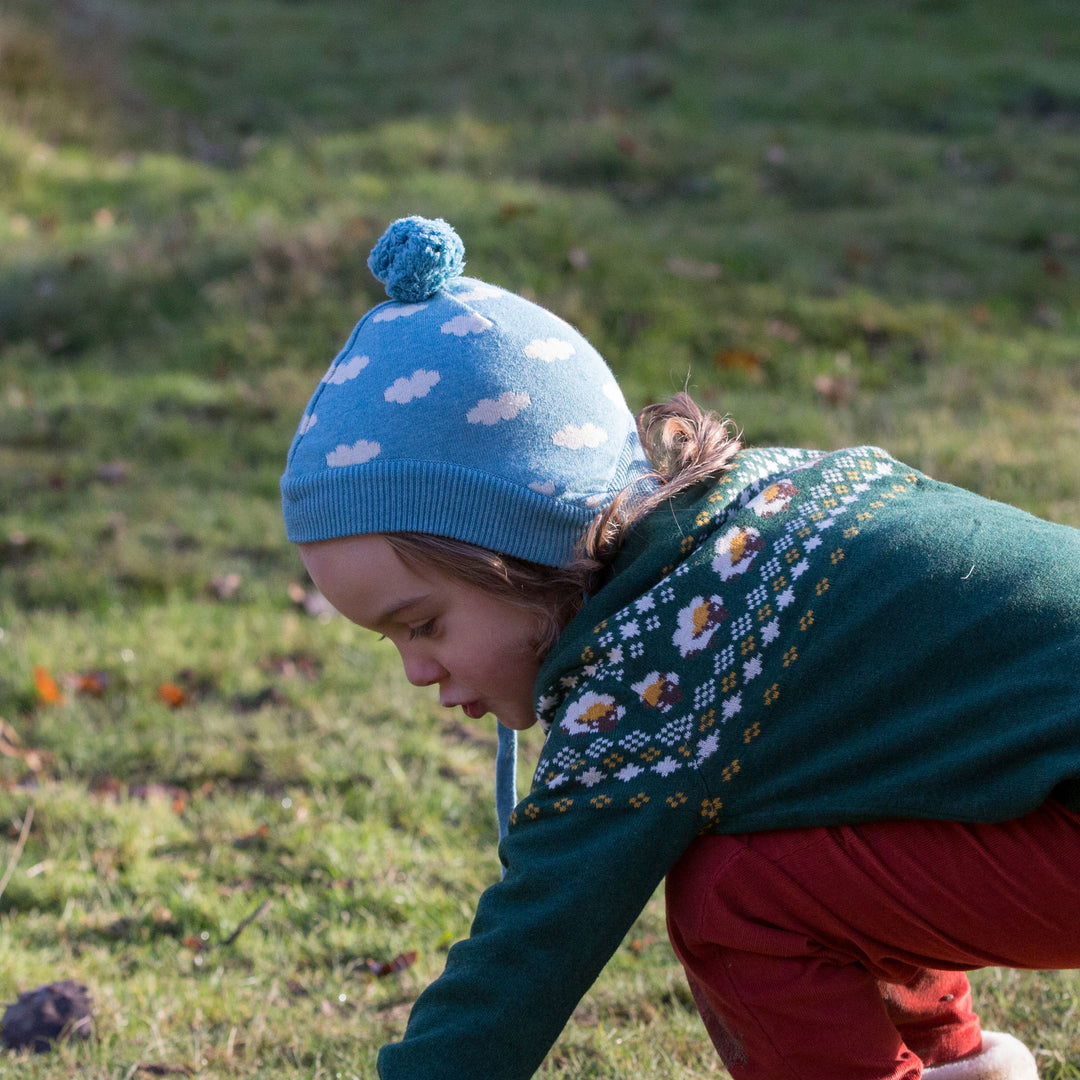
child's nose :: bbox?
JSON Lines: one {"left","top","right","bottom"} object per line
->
{"left": 401, "top": 652, "right": 446, "bottom": 688}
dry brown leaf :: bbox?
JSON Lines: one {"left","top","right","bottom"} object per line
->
{"left": 366, "top": 951, "right": 418, "bottom": 977}
{"left": 32, "top": 666, "right": 63, "bottom": 705}
{"left": 156, "top": 683, "right": 189, "bottom": 708}
{"left": 715, "top": 348, "right": 764, "bottom": 373}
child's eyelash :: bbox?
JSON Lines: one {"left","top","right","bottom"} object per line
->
{"left": 409, "top": 619, "right": 436, "bottom": 640}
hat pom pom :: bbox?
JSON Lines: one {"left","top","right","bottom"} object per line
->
{"left": 367, "top": 216, "right": 465, "bottom": 303}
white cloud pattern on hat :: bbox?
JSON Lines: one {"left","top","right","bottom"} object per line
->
{"left": 525, "top": 337, "right": 575, "bottom": 363}
{"left": 552, "top": 422, "right": 608, "bottom": 450}
{"left": 385, "top": 369, "right": 441, "bottom": 404}
{"left": 324, "top": 354, "right": 370, "bottom": 385}
{"left": 326, "top": 439, "right": 382, "bottom": 468}
{"left": 451, "top": 283, "right": 502, "bottom": 302}
{"left": 467, "top": 391, "right": 531, "bottom": 426}
{"left": 372, "top": 303, "right": 428, "bottom": 323}
{"left": 602, "top": 380, "right": 625, "bottom": 405}
{"left": 441, "top": 313, "right": 494, "bottom": 337}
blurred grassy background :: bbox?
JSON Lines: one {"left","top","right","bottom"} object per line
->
{"left": 1, "top": 1, "right": 1079, "bottom": 1076}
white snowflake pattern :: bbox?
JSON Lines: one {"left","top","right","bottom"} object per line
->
{"left": 693, "top": 678, "right": 717, "bottom": 711}
{"left": 696, "top": 732, "right": 721, "bottom": 762}
{"left": 585, "top": 737, "right": 615, "bottom": 760}
{"left": 721, "top": 692, "right": 743, "bottom": 721}
{"left": 747, "top": 584, "right": 768, "bottom": 608}
{"left": 620, "top": 730, "right": 652, "bottom": 753}
{"left": 659, "top": 716, "right": 694, "bottom": 746}
{"left": 553, "top": 746, "right": 584, "bottom": 770}
{"left": 742, "top": 655, "right": 763, "bottom": 681}
{"left": 713, "top": 643, "right": 736, "bottom": 673}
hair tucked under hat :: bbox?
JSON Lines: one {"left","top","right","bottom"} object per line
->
{"left": 280, "top": 215, "right": 652, "bottom": 568}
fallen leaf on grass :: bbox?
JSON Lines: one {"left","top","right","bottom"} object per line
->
{"left": 33, "top": 666, "right": 64, "bottom": 705}
{"left": 95, "top": 460, "right": 130, "bottom": 484}
{"left": 157, "top": 683, "right": 189, "bottom": 708}
{"left": 366, "top": 951, "right": 418, "bottom": 977}
{"left": 0, "top": 719, "right": 51, "bottom": 773}
{"left": 497, "top": 201, "right": 537, "bottom": 221}
{"left": 61, "top": 670, "right": 109, "bottom": 696}
{"left": 766, "top": 319, "right": 801, "bottom": 343}
{"left": 129, "top": 783, "right": 189, "bottom": 814}
{"left": 206, "top": 572, "right": 242, "bottom": 601}
{"left": 259, "top": 652, "right": 322, "bottom": 680}
{"left": 813, "top": 373, "right": 858, "bottom": 407}
{"left": 567, "top": 247, "right": 590, "bottom": 270}
{"left": 715, "top": 348, "right": 765, "bottom": 374}
{"left": 1043, "top": 255, "right": 1068, "bottom": 279}
{"left": 845, "top": 244, "right": 876, "bottom": 267}
{"left": 287, "top": 582, "right": 337, "bottom": 618}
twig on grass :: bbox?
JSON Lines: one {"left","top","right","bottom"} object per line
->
{"left": 0, "top": 804, "right": 34, "bottom": 902}
{"left": 223, "top": 898, "right": 271, "bottom": 946}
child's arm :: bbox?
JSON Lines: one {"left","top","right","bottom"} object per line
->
{"left": 376, "top": 752, "right": 708, "bottom": 1079}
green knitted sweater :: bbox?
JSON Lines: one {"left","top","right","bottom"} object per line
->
{"left": 377, "top": 446, "right": 1080, "bottom": 1080}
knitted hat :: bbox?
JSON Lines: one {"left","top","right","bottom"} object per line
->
{"left": 280, "top": 215, "right": 652, "bottom": 568}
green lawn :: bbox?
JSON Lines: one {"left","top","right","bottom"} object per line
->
{"left": 1, "top": 1, "right": 1079, "bottom": 1075}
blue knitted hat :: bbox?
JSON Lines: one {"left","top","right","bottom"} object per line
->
{"left": 281, "top": 215, "right": 652, "bottom": 568}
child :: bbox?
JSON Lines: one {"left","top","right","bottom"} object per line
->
{"left": 281, "top": 216, "right": 1080, "bottom": 1080}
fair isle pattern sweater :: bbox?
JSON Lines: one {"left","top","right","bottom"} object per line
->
{"left": 377, "top": 447, "right": 1080, "bottom": 1080}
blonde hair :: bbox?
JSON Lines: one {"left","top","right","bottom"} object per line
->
{"left": 385, "top": 392, "right": 742, "bottom": 653}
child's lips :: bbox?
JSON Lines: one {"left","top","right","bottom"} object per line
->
{"left": 460, "top": 702, "right": 487, "bottom": 720}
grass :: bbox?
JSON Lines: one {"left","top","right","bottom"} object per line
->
{"left": 1, "top": 0, "right": 1079, "bottom": 1075}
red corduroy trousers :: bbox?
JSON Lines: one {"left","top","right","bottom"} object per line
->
{"left": 665, "top": 801, "right": 1080, "bottom": 1080}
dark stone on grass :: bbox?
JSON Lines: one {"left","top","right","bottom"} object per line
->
{"left": 1, "top": 980, "right": 93, "bottom": 1052}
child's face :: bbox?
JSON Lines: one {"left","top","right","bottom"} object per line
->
{"left": 299, "top": 534, "right": 544, "bottom": 731}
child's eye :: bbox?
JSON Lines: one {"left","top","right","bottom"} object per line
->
{"left": 408, "top": 619, "right": 436, "bottom": 640}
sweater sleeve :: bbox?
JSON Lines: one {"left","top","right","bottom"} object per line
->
{"left": 376, "top": 721, "right": 708, "bottom": 1080}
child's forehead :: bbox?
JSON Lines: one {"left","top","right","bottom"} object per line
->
{"left": 298, "top": 533, "right": 439, "bottom": 621}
